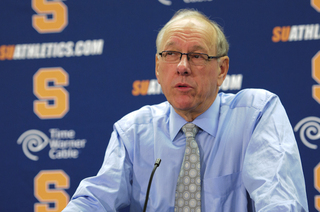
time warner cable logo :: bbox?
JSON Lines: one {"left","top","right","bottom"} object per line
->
{"left": 17, "top": 128, "right": 87, "bottom": 161}
{"left": 294, "top": 117, "right": 320, "bottom": 149}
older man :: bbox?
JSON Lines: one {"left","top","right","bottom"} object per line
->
{"left": 63, "top": 9, "right": 308, "bottom": 211}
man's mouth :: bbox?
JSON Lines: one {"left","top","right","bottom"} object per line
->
{"left": 175, "top": 83, "right": 192, "bottom": 91}
{"left": 176, "top": 83, "right": 190, "bottom": 88}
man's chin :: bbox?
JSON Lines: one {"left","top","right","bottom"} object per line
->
{"left": 171, "top": 102, "right": 195, "bottom": 112}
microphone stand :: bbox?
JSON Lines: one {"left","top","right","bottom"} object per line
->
{"left": 143, "top": 158, "right": 161, "bottom": 212}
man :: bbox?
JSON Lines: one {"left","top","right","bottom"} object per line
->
{"left": 63, "top": 9, "right": 308, "bottom": 211}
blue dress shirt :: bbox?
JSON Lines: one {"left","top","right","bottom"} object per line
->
{"left": 63, "top": 89, "right": 308, "bottom": 212}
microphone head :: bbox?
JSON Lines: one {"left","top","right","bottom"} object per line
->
{"left": 155, "top": 158, "right": 161, "bottom": 167}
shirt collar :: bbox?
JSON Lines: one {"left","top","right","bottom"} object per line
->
{"left": 169, "top": 94, "right": 220, "bottom": 141}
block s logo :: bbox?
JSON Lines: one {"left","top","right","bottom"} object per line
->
{"left": 33, "top": 67, "right": 69, "bottom": 119}
{"left": 34, "top": 170, "right": 70, "bottom": 212}
{"left": 32, "top": 0, "right": 68, "bottom": 33}
{"left": 312, "top": 0, "right": 320, "bottom": 12}
{"left": 313, "top": 52, "right": 320, "bottom": 104}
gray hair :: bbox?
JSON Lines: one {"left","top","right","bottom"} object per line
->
{"left": 156, "top": 9, "right": 229, "bottom": 57}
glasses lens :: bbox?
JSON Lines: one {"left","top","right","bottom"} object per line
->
{"left": 162, "top": 51, "right": 180, "bottom": 63}
{"left": 160, "top": 51, "right": 209, "bottom": 65}
{"left": 189, "top": 53, "right": 208, "bottom": 65}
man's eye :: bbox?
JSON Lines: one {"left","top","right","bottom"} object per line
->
{"left": 192, "top": 54, "right": 200, "bottom": 58}
{"left": 191, "top": 54, "right": 202, "bottom": 59}
{"left": 166, "top": 52, "right": 175, "bottom": 56}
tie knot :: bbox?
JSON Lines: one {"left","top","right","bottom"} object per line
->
{"left": 182, "top": 123, "right": 199, "bottom": 138}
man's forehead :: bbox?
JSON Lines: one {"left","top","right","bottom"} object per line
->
{"left": 161, "top": 18, "right": 216, "bottom": 52}
{"left": 163, "top": 40, "right": 208, "bottom": 52}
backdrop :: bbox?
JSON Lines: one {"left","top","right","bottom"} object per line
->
{"left": 1, "top": 0, "right": 320, "bottom": 211}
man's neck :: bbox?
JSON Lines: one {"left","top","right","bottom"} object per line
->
{"left": 174, "top": 95, "right": 217, "bottom": 122}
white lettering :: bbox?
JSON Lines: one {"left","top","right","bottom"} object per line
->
{"left": 286, "top": 24, "right": 320, "bottom": 41}
{"left": 220, "top": 74, "right": 243, "bottom": 91}
{"left": 304, "top": 25, "right": 314, "bottom": 40}
{"left": 39, "top": 43, "right": 47, "bottom": 58}
{"left": 46, "top": 43, "right": 54, "bottom": 58}
{"left": 75, "top": 39, "right": 104, "bottom": 56}
{"left": 13, "top": 44, "right": 28, "bottom": 59}
{"left": 147, "top": 79, "right": 162, "bottom": 95}
{"left": 314, "top": 24, "right": 320, "bottom": 39}
{"left": 26, "top": 44, "right": 40, "bottom": 59}
{"left": 49, "top": 148, "right": 79, "bottom": 159}
{"left": 91, "top": 39, "right": 104, "bottom": 55}
{"left": 65, "top": 41, "right": 74, "bottom": 57}
{"left": 12, "top": 39, "right": 104, "bottom": 60}
{"left": 49, "top": 139, "right": 87, "bottom": 149}
{"left": 51, "top": 41, "right": 74, "bottom": 58}
{"left": 50, "top": 128, "right": 75, "bottom": 139}
{"left": 289, "top": 26, "right": 298, "bottom": 41}
{"left": 298, "top": 25, "right": 305, "bottom": 41}
{"left": 229, "top": 74, "right": 243, "bottom": 90}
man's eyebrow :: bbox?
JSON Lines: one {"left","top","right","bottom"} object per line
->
{"left": 163, "top": 42, "right": 208, "bottom": 52}
{"left": 190, "top": 45, "right": 207, "bottom": 52}
{"left": 163, "top": 41, "right": 176, "bottom": 49}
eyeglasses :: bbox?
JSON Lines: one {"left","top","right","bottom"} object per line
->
{"left": 158, "top": 51, "right": 224, "bottom": 66}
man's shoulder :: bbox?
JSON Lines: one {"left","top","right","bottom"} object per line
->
{"left": 219, "top": 88, "right": 278, "bottom": 110}
{"left": 115, "top": 101, "right": 170, "bottom": 131}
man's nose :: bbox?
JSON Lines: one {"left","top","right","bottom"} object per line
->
{"left": 176, "top": 54, "right": 191, "bottom": 75}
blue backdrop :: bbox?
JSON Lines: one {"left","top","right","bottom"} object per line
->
{"left": 1, "top": 0, "right": 320, "bottom": 211}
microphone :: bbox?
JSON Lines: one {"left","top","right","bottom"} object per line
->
{"left": 143, "top": 158, "right": 161, "bottom": 212}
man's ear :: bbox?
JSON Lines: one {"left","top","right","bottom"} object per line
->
{"left": 155, "top": 54, "right": 160, "bottom": 83}
{"left": 217, "top": 56, "right": 229, "bottom": 86}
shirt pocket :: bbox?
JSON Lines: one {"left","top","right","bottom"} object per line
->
{"left": 203, "top": 171, "right": 244, "bottom": 198}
